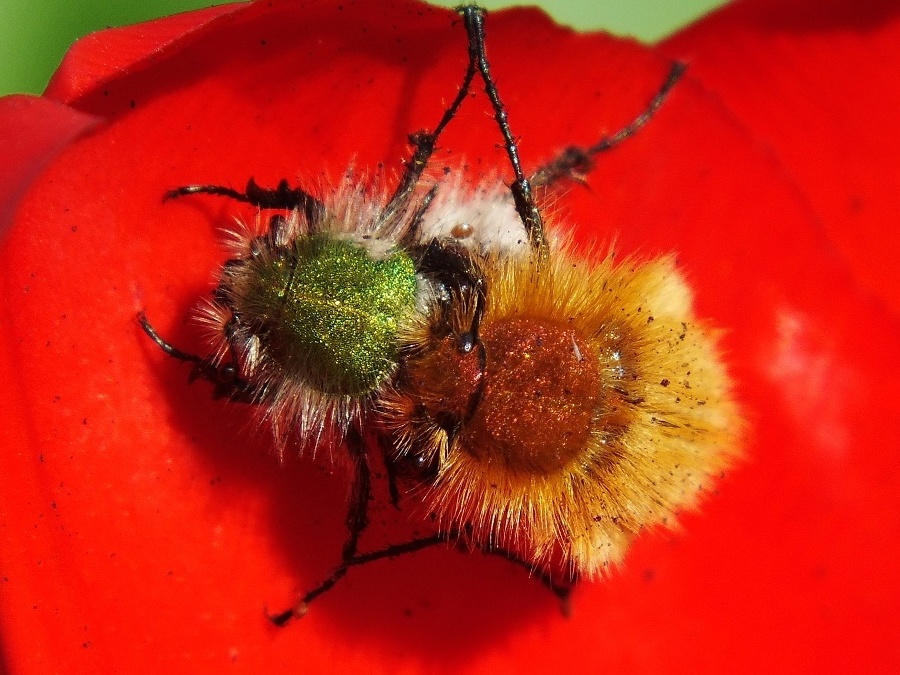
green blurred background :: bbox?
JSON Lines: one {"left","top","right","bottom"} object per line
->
{"left": 0, "top": 0, "right": 726, "bottom": 97}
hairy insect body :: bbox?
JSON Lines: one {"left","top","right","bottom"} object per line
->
{"left": 139, "top": 6, "right": 740, "bottom": 621}
{"left": 213, "top": 231, "right": 418, "bottom": 394}
{"left": 383, "top": 247, "right": 739, "bottom": 574}
{"left": 194, "top": 203, "right": 429, "bottom": 448}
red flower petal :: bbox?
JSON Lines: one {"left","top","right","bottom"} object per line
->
{"left": 1, "top": 0, "right": 898, "bottom": 672}
{"left": 662, "top": 0, "right": 900, "bottom": 314}
{"left": 0, "top": 96, "right": 102, "bottom": 236}
{"left": 44, "top": 4, "right": 245, "bottom": 104}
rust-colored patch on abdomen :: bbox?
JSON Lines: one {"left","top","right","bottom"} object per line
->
{"left": 461, "top": 317, "right": 601, "bottom": 476}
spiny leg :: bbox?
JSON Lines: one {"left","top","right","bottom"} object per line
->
{"left": 165, "top": 177, "right": 325, "bottom": 229}
{"left": 269, "top": 525, "right": 575, "bottom": 624}
{"left": 365, "top": 536, "right": 575, "bottom": 612}
{"left": 460, "top": 6, "right": 547, "bottom": 258}
{"left": 137, "top": 312, "right": 256, "bottom": 402}
{"left": 385, "top": 30, "right": 478, "bottom": 241}
{"left": 531, "top": 62, "right": 687, "bottom": 187}
{"left": 270, "top": 535, "right": 448, "bottom": 626}
{"left": 268, "top": 424, "right": 373, "bottom": 626}
{"left": 341, "top": 425, "right": 373, "bottom": 564}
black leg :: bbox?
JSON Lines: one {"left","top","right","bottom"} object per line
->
{"left": 137, "top": 312, "right": 257, "bottom": 403}
{"left": 165, "top": 177, "right": 326, "bottom": 229}
{"left": 385, "top": 6, "right": 545, "bottom": 254}
{"left": 460, "top": 6, "right": 548, "bottom": 258}
{"left": 531, "top": 62, "right": 687, "bottom": 187}
{"left": 268, "top": 534, "right": 447, "bottom": 625}
{"left": 396, "top": 183, "right": 440, "bottom": 249}
{"left": 268, "top": 525, "right": 576, "bottom": 625}
{"left": 341, "top": 425, "right": 372, "bottom": 563}
{"left": 379, "top": 435, "right": 404, "bottom": 510}
{"left": 269, "top": 423, "right": 373, "bottom": 626}
{"left": 382, "top": 29, "right": 478, "bottom": 232}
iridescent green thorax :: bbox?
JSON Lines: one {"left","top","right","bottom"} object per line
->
{"left": 238, "top": 233, "right": 418, "bottom": 396}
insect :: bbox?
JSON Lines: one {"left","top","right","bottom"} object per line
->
{"left": 139, "top": 6, "right": 741, "bottom": 623}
